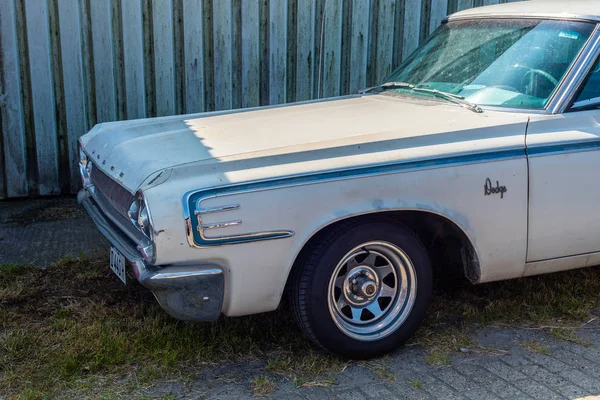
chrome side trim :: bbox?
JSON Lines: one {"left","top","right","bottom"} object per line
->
{"left": 446, "top": 14, "right": 600, "bottom": 24}
{"left": 185, "top": 192, "right": 294, "bottom": 248}
{"left": 478, "top": 105, "right": 549, "bottom": 115}
{"left": 199, "top": 220, "right": 242, "bottom": 230}
{"left": 195, "top": 202, "right": 242, "bottom": 230}
{"left": 198, "top": 204, "right": 240, "bottom": 214}
{"left": 195, "top": 226, "right": 294, "bottom": 247}
{"left": 524, "top": 250, "right": 600, "bottom": 277}
{"left": 550, "top": 24, "right": 600, "bottom": 114}
{"left": 182, "top": 148, "right": 526, "bottom": 249}
{"left": 526, "top": 139, "right": 600, "bottom": 157}
{"left": 572, "top": 95, "right": 600, "bottom": 109}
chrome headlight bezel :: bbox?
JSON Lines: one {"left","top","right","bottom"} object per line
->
{"left": 129, "top": 191, "right": 156, "bottom": 263}
{"left": 138, "top": 207, "right": 151, "bottom": 237}
{"left": 127, "top": 197, "right": 141, "bottom": 226}
{"left": 79, "top": 146, "right": 93, "bottom": 188}
{"left": 128, "top": 191, "right": 154, "bottom": 241}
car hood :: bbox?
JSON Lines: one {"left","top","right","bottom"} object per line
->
{"left": 80, "top": 94, "right": 528, "bottom": 191}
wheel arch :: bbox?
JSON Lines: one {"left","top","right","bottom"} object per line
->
{"left": 286, "top": 209, "right": 481, "bottom": 294}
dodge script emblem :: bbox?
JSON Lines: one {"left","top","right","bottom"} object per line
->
{"left": 484, "top": 178, "right": 507, "bottom": 199}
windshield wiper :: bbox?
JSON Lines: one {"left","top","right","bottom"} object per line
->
{"left": 360, "top": 81, "right": 483, "bottom": 114}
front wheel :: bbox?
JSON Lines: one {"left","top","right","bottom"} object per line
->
{"left": 290, "top": 221, "right": 432, "bottom": 359}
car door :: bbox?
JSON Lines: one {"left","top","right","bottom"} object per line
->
{"left": 526, "top": 57, "right": 600, "bottom": 264}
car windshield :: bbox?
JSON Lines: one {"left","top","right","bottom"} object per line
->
{"left": 385, "top": 19, "right": 595, "bottom": 110}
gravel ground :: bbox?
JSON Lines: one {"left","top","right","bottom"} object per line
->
{"left": 0, "top": 196, "right": 107, "bottom": 266}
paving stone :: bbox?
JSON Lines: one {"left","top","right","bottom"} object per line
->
{"left": 521, "top": 352, "right": 569, "bottom": 373}
{"left": 385, "top": 381, "right": 434, "bottom": 400}
{"left": 550, "top": 383, "right": 590, "bottom": 399}
{"left": 511, "top": 380, "right": 564, "bottom": 400}
{"left": 413, "top": 373, "right": 467, "bottom": 399}
{"left": 551, "top": 349, "right": 600, "bottom": 378}
{"left": 269, "top": 393, "right": 307, "bottom": 400}
{"left": 559, "top": 369, "right": 600, "bottom": 393}
{"left": 335, "top": 389, "right": 368, "bottom": 400}
{"left": 360, "top": 383, "right": 402, "bottom": 399}
{"left": 517, "top": 364, "right": 591, "bottom": 398}
{"left": 205, "top": 383, "right": 255, "bottom": 400}
{"left": 463, "top": 387, "right": 502, "bottom": 400}
{"left": 433, "top": 368, "right": 479, "bottom": 392}
{"left": 500, "top": 395, "right": 535, "bottom": 400}
{"left": 294, "top": 387, "right": 333, "bottom": 400}
{"left": 565, "top": 343, "right": 600, "bottom": 364}
{"left": 518, "top": 365, "right": 573, "bottom": 387}
{"left": 394, "top": 374, "right": 464, "bottom": 399}
{"left": 453, "top": 360, "right": 485, "bottom": 376}
{"left": 497, "top": 354, "right": 531, "bottom": 368}
{"left": 468, "top": 369, "right": 529, "bottom": 399}
{"left": 474, "top": 328, "right": 521, "bottom": 349}
{"left": 387, "top": 348, "right": 430, "bottom": 374}
{"left": 483, "top": 361, "right": 527, "bottom": 381}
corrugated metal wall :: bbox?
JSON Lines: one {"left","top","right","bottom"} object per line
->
{"left": 0, "top": 0, "right": 518, "bottom": 198}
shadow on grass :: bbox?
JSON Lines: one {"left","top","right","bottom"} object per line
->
{"left": 1, "top": 257, "right": 600, "bottom": 398}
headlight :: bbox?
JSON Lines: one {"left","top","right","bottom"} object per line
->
{"left": 79, "top": 146, "right": 92, "bottom": 187}
{"left": 79, "top": 146, "right": 87, "bottom": 164}
{"left": 138, "top": 207, "right": 151, "bottom": 237}
{"left": 128, "top": 192, "right": 155, "bottom": 263}
{"left": 127, "top": 198, "right": 140, "bottom": 224}
{"left": 128, "top": 192, "right": 153, "bottom": 240}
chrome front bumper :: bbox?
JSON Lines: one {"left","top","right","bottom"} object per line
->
{"left": 78, "top": 189, "right": 224, "bottom": 321}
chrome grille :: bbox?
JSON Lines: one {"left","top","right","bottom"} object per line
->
{"left": 90, "top": 165, "right": 133, "bottom": 218}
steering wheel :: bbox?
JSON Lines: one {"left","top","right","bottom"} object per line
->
{"left": 456, "top": 65, "right": 558, "bottom": 97}
{"left": 520, "top": 68, "right": 559, "bottom": 95}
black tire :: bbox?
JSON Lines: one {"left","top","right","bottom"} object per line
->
{"left": 289, "top": 221, "right": 432, "bottom": 359}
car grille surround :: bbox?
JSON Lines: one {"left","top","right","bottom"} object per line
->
{"left": 89, "top": 165, "right": 133, "bottom": 218}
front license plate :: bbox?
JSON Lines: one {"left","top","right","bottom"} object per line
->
{"left": 109, "top": 246, "right": 127, "bottom": 284}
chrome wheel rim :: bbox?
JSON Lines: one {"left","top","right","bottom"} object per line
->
{"left": 327, "top": 241, "right": 417, "bottom": 341}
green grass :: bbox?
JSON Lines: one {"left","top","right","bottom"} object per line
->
{"left": 0, "top": 257, "right": 341, "bottom": 398}
{"left": 2, "top": 258, "right": 600, "bottom": 398}
{"left": 360, "top": 357, "right": 396, "bottom": 381}
{"left": 432, "top": 268, "right": 600, "bottom": 326}
{"left": 410, "top": 265, "right": 600, "bottom": 355}
{"left": 550, "top": 328, "right": 593, "bottom": 347}
{"left": 266, "top": 353, "right": 346, "bottom": 387}
{"left": 424, "top": 351, "right": 452, "bottom": 366}
{"left": 251, "top": 376, "right": 278, "bottom": 397}
{"left": 409, "top": 379, "right": 424, "bottom": 390}
{"left": 520, "top": 340, "right": 551, "bottom": 355}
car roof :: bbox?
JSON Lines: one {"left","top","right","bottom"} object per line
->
{"left": 448, "top": 0, "right": 600, "bottom": 23}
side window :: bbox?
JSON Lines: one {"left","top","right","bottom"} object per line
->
{"left": 570, "top": 58, "right": 600, "bottom": 111}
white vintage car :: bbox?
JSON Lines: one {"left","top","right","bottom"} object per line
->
{"left": 78, "top": 1, "right": 600, "bottom": 358}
